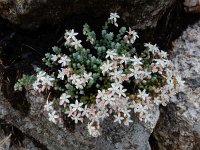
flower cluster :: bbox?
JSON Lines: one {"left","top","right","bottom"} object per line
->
{"left": 15, "top": 13, "right": 185, "bottom": 137}
{"left": 33, "top": 71, "right": 55, "bottom": 93}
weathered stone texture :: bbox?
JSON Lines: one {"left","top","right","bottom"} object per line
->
{"left": 153, "top": 20, "right": 200, "bottom": 150}
{"left": 0, "top": 0, "right": 175, "bottom": 29}
{"left": 0, "top": 89, "right": 160, "bottom": 150}
{"left": 184, "top": 0, "right": 200, "bottom": 13}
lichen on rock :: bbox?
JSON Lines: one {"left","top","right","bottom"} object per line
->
{"left": 153, "top": 20, "right": 200, "bottom": 150}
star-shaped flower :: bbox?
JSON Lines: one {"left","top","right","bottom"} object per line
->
{"left": 41, "top": 75, "right": 55, "bottom": 88}
{"left": 109, "top": 13, "right": 120, "bottom": 26}
{"left": 144, "top": 43, "right": 159, "bottom": 54}
{"left": 44, "top": 100, "right": 53, "bottom": 111}
{"left": 137, "top": 89, "right": 149, "bottom": 101}
{"left": 71, "top": 39, "right": 82, "bottom": 49}
{"left": 64, "top": 29, "right": 78, "bottom": 41}
{"left": 100, "top": 60, "right": 113, "bottom": 75}
{"left": 106, "top": 49, "right": 118, "bottom": 60}
{"left": 48, "top": 111, "right": 59, "bottom": 124}
{"left": 59, "top": 93, "right": 71, "bottom": 106}
{"left": 119, "top": 54, "right": 130, "bottom": 65}
{"left": 70, "top": 100, "right": 84, "bottom": 112}
{"left": 71, "top": 112, "right": 83, "bottom": 123}
{"left": 57, "top": 69, "right": 65, "bottom": 80}
{"left": 58, "top": 55, "right": 71, "bottom": 67}
{"left": 114, "top": 113, "right": 124, "bottom": 124}
{"left": 130, "top": 56, "right": 143, "bottom": 65}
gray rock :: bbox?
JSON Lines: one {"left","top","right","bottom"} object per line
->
{"left": 0, "top": 131, "right": 10, "bottom": 150}
{"left": 0, "top": 0, "right": 175, "bottom": 29}
{"left": 26, "top": 90, "right": 160, "bottom": 150}
{"left": 0, "top": 129, "right": 41, "bottom": 150}
{"left": 184, "top": 0, "right": 200, "bottom": 13}
{"left": 22, "top": 137, "right": 41, "bottom": 150}
{"left": 153, "top": 20, "right": 200, "bottom": 150}
{"left": 0, "top": 84, "right": 160, "bottom": 150}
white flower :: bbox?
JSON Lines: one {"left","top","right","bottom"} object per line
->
{"left": 66, "top": 105, "right": 74, "bottom": 117}
{"left": 64, "top": 29, "right": 78, "bottom": 41}
{"left": 134, "top": 103, "right": 143, "bottom": 113}
{"left": 100, "top": 60, "right": 113, "bottom": 75}
{"left": 108, "top": 82, "right": 121, "bottom": 95}
{"left": 124, "top": 117, "right": 133, "bottom": 126}
{"left": 59, "top": 93, "right": 70, "bottom": 106}
{"left": 81, "top": 105, "right": 89, "bottom": 117}
{"left": 127, "top": 28, "right": 139, "bottom": 44}
{"left": 32, "top": 81, "right": 40, "bottom": 91}
{"left": 71, "top": 39, "right": 82, "bottom": 49}
{"left": 96, "top": 101, "right": 106, "bottom": 112}
{"left": 106, "top": 50, "right": 117, "bottom": 60}
{"left": 70, "top": 100, "right": 84, "bottom": 112}
{"left": 153, "top": 59, "right": 166, "bottom": 68}
{"left": 122, "top": 108, "right": 131, "bottom": 117}
{"left": 69, "top": 74, "right": 80, "bottom": 84}
{"left": 109, "top": 12, "right": 120, "bottom": 26}
{"left": 119, "top": 54, "right": 130, "bottom": 65}
{"left": 143, "top": 69, "right": 151, "bottom": 79}
{"left": 57, "top": 69, "right": 65, "bottom": 80}
{"left": 129, "top": 67, "right": 142, "bottom": 79}
{"left": 154, "top": 97, "right": 162, "bottom": 105}
{"left": 130, "top": 56, "right": 143, "bottom": 65}
{"left": 96, "top": 89, "right": 106, "bottom": 99}
{"left": 48, "top": 111, "right": 59, "bottom": 124}
{"left": 110, "top": 69, "right": 125, "bottom": 82}
{"left": 103, "top": 94, "right": 115, "bottom": 106}
{"left": 114, "top": 113, "right": 124, "bottom": 124}
{"left": 150, "top": 63, "right": 158, "bottom": 73}
{"left": 134, "top": 103, "right": 148, "bottom": 117}
{"left": 159, "top": 50, "right": 168, "bottom": 58}
{"left": 51, "top": 54, "right": 59, "bottom": 62}
{"left": 160, "top": 92, "right": 169, "bottom": 106}
{"left": 41, "top": 75, "right": 55, "bottom": 88}
{"left": 127, "top": 27, "right": 139, "bottom": 36}
{"left": 130, "top": 33, "right": 139, "bottom": 44}
{"left": 109, "top": 13, "right": 120, "bottom": 22}
{"left": 71, "top": 112, "right": 83, "bottom": 123}
{"left": 58, "top": 55, "right": 71, "bottom": 67}
{"left": 83, "top": 72, "right": 93, "bottom": 82}
{"left": 137, "top": 89, "right": 149, "bottom": 101}
{"left": 98, "top": 109, "right": 109, "bottom": 119}
{"left": 117, "top": 86, "right": 127, "bottom": 98}
{"left": 108, "top": 83, "right": 127, "bottom": 97}
{"left": 87, "top": 122, "right": 101, "bottom": 137}
{"left": 144, "top": 43, "right": 159, "bottom": 54}
{"left": 74, "top": 78, "right": 85, "bottom": 89}
{"left": 37, "top": 71, "right": 46, "bottom": 80}
{"left": 44, "top": 100, "right": 53, "bottom": 111}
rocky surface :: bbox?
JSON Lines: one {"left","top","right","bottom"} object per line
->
{"left": 0, "top": 88, "right": 160, "bottom": 150}
{"left": 153, "top": 20, "right": 200, "bottom": 150}
{"left": 0, "top": 0, "right": 175, "bottom": 29}
{"left": 184, "top": 0, "right": 200, "bottom": 13}
{"left": 0, "top": 131, "right": 10, "bottom": 150}
{"left": 0, "top": 130, "right": 42, "bottom": 150}
{"left": 0, "top": 1, "right": 199, "bottom": 149}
